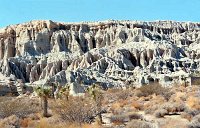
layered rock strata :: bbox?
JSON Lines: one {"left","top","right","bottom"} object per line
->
{"left": 1, "top": 20, "right": 200, "bottom": 89}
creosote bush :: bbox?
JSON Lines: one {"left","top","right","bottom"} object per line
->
{"left": 162, "top": 102, "right": 185, "bottom": 113}
{"left": 138, "top": 83, "right": 173, "bottom": 100}
{"left": 52, "top": 96, "right": 97, "bottom": 125}
{"left": 145, "top": 105, "right": 159, "bottom": 114}
{"left": 117, "top": 89, "right": 132, "bottom": 100}
{"left": 186, "top": 96, "right": 200, "bottom": 110}
{"left": 105, "top": 88, "right": 132, "bottom": 102}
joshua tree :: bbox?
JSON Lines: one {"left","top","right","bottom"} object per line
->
{"left": 34, "top": 85, "right": 51, "bottom": 117}
{"left": 181, "top": 75, "right": 187, "bottom": 87}
{"left": 59, "top": 85, "right": 70, "bottom": 100}
{"left": 87, "top": 84, "right": 103, "bottom": 124}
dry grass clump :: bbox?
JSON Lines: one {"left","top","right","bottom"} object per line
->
{"left": 143, "top": 95, "right": 166, "bottom": 114}
{"left": 0, "top": 115, "right": 20, "bottom": 128}
{"left": 36, "top": 118, "right": 100, "bottom": 128}
{"left": 131, "top": 101, "right": 143, "bottom": 110}
{"left": 125, "top": 120, "right": 153, "bottom": 128}
{"left": 170, "top": 92, "right": 187, "bottom": 102}
{"left": 172, "top": 84, "right": 187, "bottom": 92}
{"left": 110, "top": 115, "right": 128, "bottom": 125}
{"left": 0, "top": 98, "right": 40, "bottom": 118}
{"left": 18, "top": 113, "right": 41, "bottom": 127}
{"left": 186, "top": 96, "right": 200, "bottom": 110}
{"left": 19, "top": 118, "right": 33, "bottom": 127}
{"left": 106, "top": 88, "right": 132, "bottom": 102}
{"left": 36, "top": 118, "right": 72, "bottom": 128}
{"left": 145, "top": 102, "right": 185, "bottom": 117}
{"left": 52, "top": 96, "right": 97, "bottom": 125}
{"left": 110, "top": 102, "right": 123, "bottom": 114}
{"left": 154, "top": 109, "right": 168, "bottom": 118}
{"left": 138, "top": 83, "right": 172, "bottom": 100}
{"left": 117, "top": 89, "right": 132, "bottom": 100}
{"left": 110, "top": 100, "right": 134, "bottom": 114}
{"left": 110, "top": 112, "right": 142, "bottom": 125}
{"left": 143, "top": 95, "right": 165, "bottom": 109}
{"left": 144, "top": 105, "right": 159, "bottom": 114}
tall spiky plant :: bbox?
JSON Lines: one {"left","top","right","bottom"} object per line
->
{"left": 87, "top": 84, "right": 103, "bottom": 124}
{"left": 59, "top": 85, "right": 70, "bottom": 100}
{"left": 34, "top": 85, "right": 51, "bottom": 117}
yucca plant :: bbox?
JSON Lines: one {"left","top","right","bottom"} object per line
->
{"left": 34, "top": 85, "right": 51, "bottom": 117}
{"left": 87, "top": 84, "right": 103, "bottom": 124}
{"left": 59, "top": 85, "right": 70, "bottom": 100}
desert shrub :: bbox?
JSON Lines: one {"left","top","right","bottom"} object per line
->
{"left": 0, "top": 115, "right": 20, "bottom": 128}
{"left": 110, "top": 112, "right": 142, "bottom": 125}
{"left": 134, "top": 89, "right": 143, "bottom": 97}
{"left": 0, "top": 98, "right": 40, "bottom": 118}
{"left": 154, "top": 109, "right": 168, "bottom": 118}
{"left": 146, "top": 102, "right": 185, "bottom": 116}
{"left": 186, "top": 96, "right": 200, "bottom": 110}
{"left": 162, "top": 102, "right": 185, "bottom": 113}
{"left": 171, "top": 92, "right": 187, "bottom": 102}
{"left": 125, "top": 120, "right": 153, "bottom": 128}
{"left": 138, "top": 83, "right": 172, "bottom": 100}
{"left": 110, "top": 100, "right": 129, "bottom": 114}
{"left": 144, "top": 105, "right": 159, "bottom": 114}
{"left": 52, "top": 97, "right": 97, "bottom": 124}
{"left": 128, "top": 112, "right": 143, "bottom": 120}
{"left": 143, "top": 95, "right": 165, "bottom": 108}
{"left": 106, "top": 89, "right": 132, "bottom": 102}
{"left": 188, "top": 114, "right": 200, "bottom": 128}
{"left": 143, "top": 95, "right": 166, "bottom": 114}
{"left": 110, "top": 114, "right": 128, "bottom": 125}
{"left": 19, "top": 117, "right": 34, "bottom": 128}
{"left": 35, "top": 118, "right": 100, "bottom": 128}
{"left": 110, "top": 102, "right": 123, "bottom": 114}
{"left": 117, "top": 89, "right": 132, "bottom": 100}
{"left": 131, "top": 101, "right": 143, "bottom": 110}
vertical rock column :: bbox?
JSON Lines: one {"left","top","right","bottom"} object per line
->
{"left": 0, "top": 38, "right": 4, "bottom": 59}
{"left": 4, "top": 37, "right": 15, "bottom": 59}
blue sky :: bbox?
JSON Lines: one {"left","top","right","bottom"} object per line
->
{"left": 0, "top": 0, "right": 200, "bottom": 28}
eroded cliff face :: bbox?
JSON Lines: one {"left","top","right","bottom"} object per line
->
{"left": 1, "top": 20, "right": 200, "bottom": 88}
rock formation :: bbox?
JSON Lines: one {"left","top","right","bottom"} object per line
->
{"left": 1, "top": 20, "right": 200, "bottom": 90}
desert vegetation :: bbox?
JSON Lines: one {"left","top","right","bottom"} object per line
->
{"left": 0, "top": 83, "right": 200, "bottom": 128}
